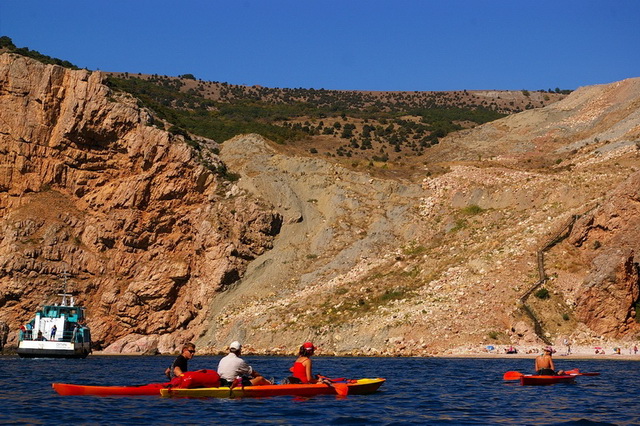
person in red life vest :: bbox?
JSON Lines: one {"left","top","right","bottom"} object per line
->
{"left": 290, "top": 341, "right": 324, "bottom": 384}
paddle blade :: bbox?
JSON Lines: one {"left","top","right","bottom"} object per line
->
{"left": 333, "top": 383, "right": 349, "bottom": 396}
{"left": 579, "top": 372, "right": 600, "bottom": 376}
{"left": 503, "top": 371, "right": 524, "bottom": 380}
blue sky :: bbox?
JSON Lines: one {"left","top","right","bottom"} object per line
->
{"left": 1, "top": 0, "right": 638, "bottom": 91}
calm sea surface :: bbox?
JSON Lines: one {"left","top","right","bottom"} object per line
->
{"left": 1, "top": 355, "right": 637, "bottom": 424}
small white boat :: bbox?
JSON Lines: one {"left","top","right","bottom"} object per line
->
{"left": 17, "top": 288, "right": 92, "bottom": 359}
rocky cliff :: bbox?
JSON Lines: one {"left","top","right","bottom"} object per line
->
{"left": 0, "top": 53, "right": 281, "bottom": 352}
{"left": 1, "top": 53, "right": 638, "bottom": 355}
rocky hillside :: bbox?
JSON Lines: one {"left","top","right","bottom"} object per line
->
{"left": 0, "top": 53, "right": 638, "bottom": 356}
{"left": 0, "top": 53, "right": 281, "bottom": 352}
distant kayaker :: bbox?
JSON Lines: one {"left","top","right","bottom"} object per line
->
{"left": 165, "top": 342, "right": 196, "bottom": 379}
{"left": 290, "top": 341, "right": 321, "bottom": 383}
{"left": 217, "top": 341, "right": 271, "bottom": 386}
{"left": 535, "top": 346, "right": 562, "bottom": 375}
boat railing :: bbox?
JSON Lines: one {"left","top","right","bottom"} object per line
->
{"left": 19, "top": 329, "right": 86, "bottom": 343}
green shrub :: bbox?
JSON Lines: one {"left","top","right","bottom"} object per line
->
{"left": 534, "top": 288, "right": 550, "bottom": 300}
{"left": 450, "top": 219, "right": 467, "bottom": 232}
{"left": 461, "top": 204, "right": 484, "bottom": 215}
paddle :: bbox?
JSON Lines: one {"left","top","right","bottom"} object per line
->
{"left": 318, "top": 375, "right": 349, "bottom": 396}
{"left": 564, "top": 368, "right": 600, "bottom": 377}
{"left": 503, "top": 371, "right": 524, "bottom": 380}
{"left": 332, "top": 383, "right": 349, "bottom": 396}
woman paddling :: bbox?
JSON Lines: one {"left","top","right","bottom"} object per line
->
{"left": 290, "top": 342, "right": 321, "bottom": 383}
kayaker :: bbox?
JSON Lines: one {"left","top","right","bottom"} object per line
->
{"left": 535, "top": 346, "right": 559, "bottom": 375}
{"left": 290, "top": 341, "right": 321, "bottom": 384}
{"left": 165, "top": 342, "right": 196, "bottom": 379}
{"left": 217, "top": 341, "right": 271, "bottom": 386}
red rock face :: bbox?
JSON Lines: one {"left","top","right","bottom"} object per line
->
{"left": 0, "top": 54, "right": 281, "bottom": 351}
{"left": 571, "top": 171, "right": 640, "bottom": 338}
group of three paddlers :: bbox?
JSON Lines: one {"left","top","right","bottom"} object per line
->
{"left": 166, "top": 340, "right": 322, "bottom": 386}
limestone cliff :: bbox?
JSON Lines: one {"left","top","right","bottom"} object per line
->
{"left": 0, "top": 53, "right": 281, "bottom": 352}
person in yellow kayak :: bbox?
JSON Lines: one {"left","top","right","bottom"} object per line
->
{"left": 535, "top": 346, "right": 564, "bottom": 375}
{"left": 217, "top": 341, "right": 272, "bottom": 386}
{"left": 290, "top": 341, "right": 319, "bottom": 384}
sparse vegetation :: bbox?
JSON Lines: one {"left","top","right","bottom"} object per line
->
{"left": 461, "top": 204, "right": 484, "bottom": 215}
{"left": 534, "top": 288, "right": 550, "bottom": 300}
{"left": 450, "top": 218, "right": 468, "bottom": 232}
{"left": 402, "top": 243, "right": 427, "bottom": 256}
{"left": 0, "top": 36, "right": 79, "bottom": 69}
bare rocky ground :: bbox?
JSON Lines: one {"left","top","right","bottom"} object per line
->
{"left": 90, "top": 76, "right": 640, "bottom": 357}
{"left": 199, "top": 78, "right": 640, "bottom": 356}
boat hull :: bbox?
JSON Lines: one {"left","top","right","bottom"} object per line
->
{"left": 161, "top": 378, "right": 385, "bottom": 398}
{"left": 520, "top": 374, "right": 576, "bottom": 385}
{"left": 18, "top": 341, "right": 91, "bottom": 359}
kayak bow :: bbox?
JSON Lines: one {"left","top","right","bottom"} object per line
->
{"left": 53, "top": 382, "right": 167, "bottom": 396}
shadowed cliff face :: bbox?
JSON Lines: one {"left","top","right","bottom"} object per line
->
{"left": 0, "top": 54, "right": 281, "bottom": 352}
{"left": 1, "top": 53, "right": 639, "bottom": 356}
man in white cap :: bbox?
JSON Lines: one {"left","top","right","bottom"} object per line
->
{"left": 217, "top": 341, "right": 272, "bottom": 386}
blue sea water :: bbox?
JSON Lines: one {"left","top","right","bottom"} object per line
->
{"left": 0, "top": 355, "right": 637, "bottom": 425}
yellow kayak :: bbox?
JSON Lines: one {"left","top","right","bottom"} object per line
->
{"left": 160, "top": 378, "right": 385, "bottom": 398}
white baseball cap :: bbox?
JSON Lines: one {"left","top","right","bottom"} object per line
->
{"left": 230, "top": 341, "right": 242, "bottom": 351}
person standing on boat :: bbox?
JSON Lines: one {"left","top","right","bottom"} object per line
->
{"left": 50, "top": 325, "right": 57, "bottom": 340}
{"left": 290, "top": 341, "right": 321, "bottom": 383}
{"left": 165, "top": 342, "right": 196, "bottom": 379}
{"left": 535, "top": 346, "right": 560, "bottom": 375}
{"left": 217, "top": 341, "right": 272, "bottom": 386}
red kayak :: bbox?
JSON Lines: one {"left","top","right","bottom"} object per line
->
{"left": 53, "top": 369, "right": 220, "bottom": 396}
{"left": 520, "top": 374, "right": 576, "bottom": 386}
{"left": 53, "top": 382, "right": 167, "bottom": 396}
{"left": 503, "top": 369, "right": 600, "bottom": 386}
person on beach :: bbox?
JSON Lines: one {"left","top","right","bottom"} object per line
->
{"left": 165, "top": 342, "right": 196, "bottom": 379}
{"left": 289, "top": 341, "right": 324, "bottom": 384}
{"left": 217, "top": 341, "right": 271, "bottom": 386}
{"left": 535, "top": 346, "right": 563, "bottom": 375}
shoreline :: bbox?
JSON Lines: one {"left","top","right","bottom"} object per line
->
{"left": 86, "top": 351, "right": 640, "bottom": 361}
{"left": 3, "top": 350, "right": 639, "bottom": 360}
